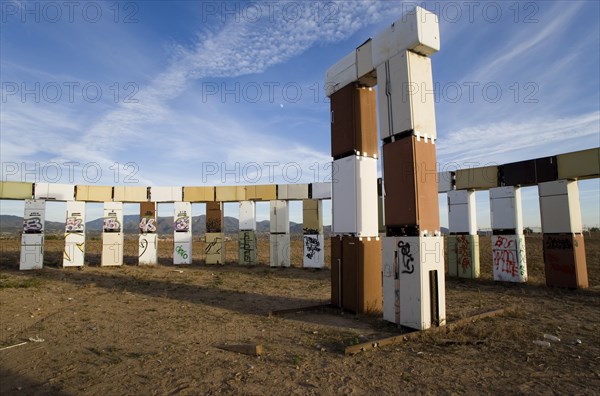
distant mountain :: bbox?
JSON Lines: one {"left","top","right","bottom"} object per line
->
{"left": 0, "top": 214, "right": 331, "bottom": 235}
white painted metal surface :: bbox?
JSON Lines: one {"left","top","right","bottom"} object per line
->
{"left": 20, "top": 234, "right": 44, "bottom": 270}
{"left": 492, "top": 234, "right": 527, "bottom": 283}
{"left": 490, "top": 187, "right": 524, "bottom": 232}
{"left": 101, "top": 233, "right": 124, "bottom": 266}
{"left": 302, "top": 234, "right": 324, "bottom": 269}
{"left": 332, "top": 156, "right": 378, "bottom": 236}
{"left": 173, "top": 241, "right": 192, "bottom": 265}
{"left": 376, "top": 50, "right": 437, "bottom": 139}
{"left": 447, "top": 190, "right": 477, "bottom": 235}
{"left": 239, "top": 201, "right": 256, "bottom": 231}
{"left": 34, "top": 183, "right": 75, "bottom": 201}
{"left": 270, "top": 233, "right": 291, "bottom": 267}
{"left": 23, "top": 199, "right": 45, "bottom": 233}
{"left": 63, "top": 201, "right": 86, "bottom": 267}
{"left": 150, "top": 186, "right": 183, "bottom": 202}
{"left": 311, "top": 182, "right": 332, "bottom": 199}
{"left": 371, "top": 6, "right": 440, "bottom": 67}
{"left": 538, "top": 180, "right": 583, "bottom": 233}
{"left": 397, "top": 236, "right": 446, "bottom": 330}
{"left": 270, "top": 200, "right": 289, "bottom": 233}
{"left": 287, "top": 184, "right": 309, "bottom": 200}
{"left": 139, "top": 234, "right": 158, "bottom": 265}
{"left": 325, "top": 51, "right": 357, "bottom": 96}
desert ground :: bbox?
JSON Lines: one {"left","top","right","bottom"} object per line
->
{"left": 0, "top": 233, "right": 599, "bottom": 395}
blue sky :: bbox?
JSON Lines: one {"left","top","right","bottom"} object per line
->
{"left": 1, "top": 0, "right": 599, "bottom": 228}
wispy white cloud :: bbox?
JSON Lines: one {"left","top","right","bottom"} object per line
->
{"left": 437, "top": 111, "right": 600, "bottom": 165}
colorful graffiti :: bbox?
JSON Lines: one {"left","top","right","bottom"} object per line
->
{"left": 175, "top": 215, "right": 190, "bottom": 232}
{"left": 103, "top": 217, "right": 121, "bottom": 232}
{"left": 65, "top": 216, "right": 84, "bottom": 233}
{"left": 139, "top": 217, "right": 157, "bottom": 233}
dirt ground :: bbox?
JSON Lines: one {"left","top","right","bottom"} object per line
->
{"left": 0, "top": 234, "right": 599, "bottom": 395}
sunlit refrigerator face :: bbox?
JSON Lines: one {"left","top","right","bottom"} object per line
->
{"left": 239, "top": 201, "right": 256, "bottom": 231}
{"left": 20, "top": 200, "right": 46, "bottom": 270}
{"left": 205, "top": 232, "right": 225, "bottom": 265}
{"left": 101, "top": 202, "right": 124, "bottom": 266}
{"left": 387, "top": 236, "right": 445, "bottom": 330}
{"left": 269, "top": 200, "right": 289, "bottom": 233}
{"left": 303, "top": 234, "right": 324, "bottom": 269}
{"left": 331, "top": 156, "right": 378, "bottom": 237}
{"left": 270, "top": 234, "right": 290, "bottom": 267}
{"left": 492, "top": 235, "right": 527, "bottom": 283}
{"left": 173, "top": 202, "right": 192, "bottom": 265}
{"left": 63, "top": 201, "right": 85, "bottom": 267}
{"left": 239, "top": 230, "right": 258, "bottom": 265}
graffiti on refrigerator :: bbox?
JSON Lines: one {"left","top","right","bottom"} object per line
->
{"left": 63, "top": 243, "right": 84, "bottom": 262}
{"left": 241, "top": 232, "right": 254, "bottom": 262}
{"left": 103, "top": 217, "right": 121, "bottom": 232}
{"left": 304, "top": 235, "right": 321, "bottom": 259}
{"left": 175, "top": 214, "right": 190, "bottom": 232}
{"left": 175, "top": 245, "right": 189, "bottom": 260}
{"left": 139, "top": 217, "right": 157, "bottom": 233}
{"left": 457, "top": 235, "right": 471, "bottom": 273}
{"left": 65, "top": 216, "right": 84, "bottom": 233}
{"left": 139, "top": 238, "right": 149, "bottom": 257}
{"left": 493, "top": 250, "right": 518, "bottom": 278}
{"left": 494, "top": 235, "right": 515, "bottom": 249}
{"left": 205, "top": 238, "right": 222, "bottom": 254}
{"left": 23, "top": 217, "right": 43, "bottom": 233}
{"left": 397, "top": 241, "right": 414, "bottom": 274}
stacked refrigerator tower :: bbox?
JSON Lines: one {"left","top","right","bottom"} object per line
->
{"left": 326, "top": 6, "right": 445, "bottom": 326}
{"left": 326, "top": 45, "right": 381, "bottom": 314}
{"left": 205, "top": 201, "right": 226, "bottom": 264}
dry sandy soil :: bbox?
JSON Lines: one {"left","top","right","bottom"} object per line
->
{"left": 1, "top": 234, "right": 599, "bottom": 395}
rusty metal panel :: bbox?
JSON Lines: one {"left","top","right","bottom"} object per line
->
{"left": 206, "top": 202, "right": 224, "bottom": 233}
{"left": 330, "top": 84, "right": 378, "bottom": 159}
{"left": 383, "top": 136, "right": 439, "bottom": 235}
{"left": 543, "top": 233, "right": 588, "bottom": 289}
{"left": 139, "top": 202, "right": 157, "bottom": 234}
